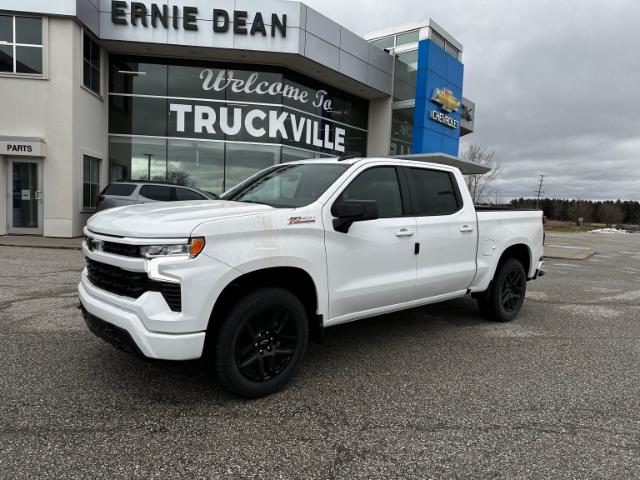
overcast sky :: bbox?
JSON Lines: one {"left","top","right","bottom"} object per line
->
{"left": 304, "top": 0, "right": 640, "bottom": 201}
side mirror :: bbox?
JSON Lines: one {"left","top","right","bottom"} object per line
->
{"left": 331, "top": 200, "right": 379, "bottom": 233}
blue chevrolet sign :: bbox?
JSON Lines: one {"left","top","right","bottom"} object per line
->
{"left": 413, "top": 38, "right": 464, "bottom": 156}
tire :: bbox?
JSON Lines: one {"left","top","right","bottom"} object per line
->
{"left": 477, "top": 258, "right": 527, "bottom": 322}
{"left": 213, "top": 287, "right": 309, "bottom": 398}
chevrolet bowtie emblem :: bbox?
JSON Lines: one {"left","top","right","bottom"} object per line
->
{"left": 432, "top": 88, "right": 460, "bottom": 113}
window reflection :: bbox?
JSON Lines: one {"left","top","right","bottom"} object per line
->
{"left": 109, "top": 136, "right": 166, "bottom": 182}
{"left": 393, "top": 50, "right": 418, "bottom": 102}
{"left": 167, "top": 139, "right": 224, "bottom": 195}
{"left": 224, "top": 143, "right": 279, "bottom": 191}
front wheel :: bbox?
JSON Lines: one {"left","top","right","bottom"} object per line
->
{"left": 213, "top": 287, "right": 309, "bottom": 398}
{"left": 477, "top": 258, "right": 527, "bottom": 322}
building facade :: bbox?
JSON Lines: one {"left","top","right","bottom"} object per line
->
{"left": 0, "top": 0, "right": 474, "bottom": 237}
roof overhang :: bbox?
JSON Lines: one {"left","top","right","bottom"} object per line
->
{"left": 392, "top": 153, "right": 491, "bottom": 174}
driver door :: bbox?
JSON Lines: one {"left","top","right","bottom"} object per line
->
{"left": 323, "top": 166, "right": 417, "bottom": 323}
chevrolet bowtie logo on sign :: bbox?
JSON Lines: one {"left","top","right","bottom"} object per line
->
{"left": 430, "top": 87, "right": 460, "bottom": 129}
{"left": 432, "top": 88, "right": 460, "bottom": 113}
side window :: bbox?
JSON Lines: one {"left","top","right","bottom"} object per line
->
{"left": 176, "top": 188, "right": 206, "bottom": 201}
{"left": 140, "top": 185, "right": 174, "bottom": 201}
{"left": 82, "top": 155, "right": 101, "bottom": 210}
{"left": 83, "top": 32, "right": 101, "bottom": 94}
{"left": 407, "top": 168, "right": 461, "bottom": 216}
{"left": 336, "top": 167, "right": 403, "bottom": 218}
{"left": 0, "top": 15, "right": 43, "bottom": 75}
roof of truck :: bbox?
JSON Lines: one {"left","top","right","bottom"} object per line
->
{"left": 288, "top": 153, "right": 491, "bottom": 175}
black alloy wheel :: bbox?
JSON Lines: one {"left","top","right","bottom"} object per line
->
{"left": 501, "top": 268, "right": 525, "bottom": 314}
{"left": 234, "top": 305, "right": 298, "bottom": 382}
{"left": 477, "top": 258, "right": 527, "bottom": 322}
{"left": 213, "top": 287, "right": 308, "bottom": 398}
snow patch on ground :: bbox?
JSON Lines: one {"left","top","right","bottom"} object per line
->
{"left": 590, "top": 228, "right": 628, "bottom": 234}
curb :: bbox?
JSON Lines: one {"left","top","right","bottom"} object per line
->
{"left": 0, "top": 241, "right": 82, "bottom": 250}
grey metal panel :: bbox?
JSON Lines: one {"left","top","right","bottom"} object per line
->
{"left": 0, "top": 0, "right": 76, "bottom": 15}
{"left": 339, "top": 50, "right": 367, "bottom": 84}
{"left": 366, "top": 65, "right": 392, "bottom": 95}
{"left": 233, "top": 27, "right": 302, "bottom": 54}
{"left": 368, "top": 44, "right": 393, "bottom": 73}
{"left": 304, "top": 33, "right": 339, "bottom": 71}
{"left": 76, "top": 0, "right": 100, "bottom": 36}
{"left": 339, "top": 27, "right": 368, "bottom": 60}
{"left": 304, "top": 7, "right": 340, "bottom": 48}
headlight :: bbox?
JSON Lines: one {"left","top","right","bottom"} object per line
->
{"left": 140, "top": 237, "right": 206, "bottom": 259}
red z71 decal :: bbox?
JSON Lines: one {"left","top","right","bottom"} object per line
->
{"left": 288, "top": 216, "right": 316, "bottom": 225}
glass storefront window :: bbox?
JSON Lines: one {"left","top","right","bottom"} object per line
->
{"left": 110, "top": 59, "right": 167, "bottom": 95}
{"left": 393, "top": 50, "right": 418, "bottom": 102}
{"left": 167, "top": 139, "right": 225, "bottom": 195}
{"left": 431, "top": 31, "right": 446, "bottom": 50}
{"left": 371, "top": 36, "right": 394, "bottom": 50}
{"left": 169, "top": 65, "right": 225, "bottom": 100}
{"left": 396, "top": 30, "right": 419, "bottom": 47}
{"left": 109, "top": 136, "right": 167, "bottom": 182}
{"left": 108, "top": 55, "right": 369, "bottom": 194}
{"left": 281, "top": 146, "right": 315, "bottom": 163}
{"left": 389, "top": 107, "right": 414, "bottom": 155}
{"left": 224, "top": 143, "right": 279, "bottom": 191}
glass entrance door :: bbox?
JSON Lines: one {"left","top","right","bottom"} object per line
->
{"left": 7, "top": 159, "right": 43, "bottom": 235}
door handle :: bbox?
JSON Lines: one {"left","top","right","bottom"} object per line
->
{"left": 459, "top": 225, "right": 475, "bottom": 233}
{"left": 395, "top": 228, "right": 415, "bottom": 237}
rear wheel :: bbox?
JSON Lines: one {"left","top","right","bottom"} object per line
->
{"left": 477, "top": 258, "right": 527, "bottom": 322}
{"left": 213, "top": 287, "right": 308, "bottom": 398}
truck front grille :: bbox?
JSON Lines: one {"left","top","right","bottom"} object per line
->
{"left": 86, "top": 259, "right": 182, "bottom": 312}
{"left": 101, "top": 241, "right": 140, "bottom": 258}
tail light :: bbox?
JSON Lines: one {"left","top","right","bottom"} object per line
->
{"left": 96, "top": 195, "right": 105, "bottom": 209}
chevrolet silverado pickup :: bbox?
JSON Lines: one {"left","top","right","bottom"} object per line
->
{"left": 79, "top": 157, "right": 545, "bottom": 398}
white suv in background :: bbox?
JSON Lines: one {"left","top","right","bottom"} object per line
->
{"left": 96, "top": 181, "right": 217, "bottom": 211}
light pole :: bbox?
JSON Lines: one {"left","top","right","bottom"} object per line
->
{"left": 144, "top": 153, "right": 154, "bottom": 180}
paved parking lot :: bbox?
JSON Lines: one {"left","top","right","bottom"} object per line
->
{"left": 1, "top": 232, "right": 639, "bottom": 479}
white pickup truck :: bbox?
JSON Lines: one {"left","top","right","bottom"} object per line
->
{"left": 79, "top": 157, "right": 544, "bottom": 397}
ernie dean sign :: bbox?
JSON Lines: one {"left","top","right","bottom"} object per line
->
{"left": 110, "top": 1, "right": 288, "bottom": 37}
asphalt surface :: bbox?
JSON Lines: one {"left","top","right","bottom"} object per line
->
{"left": 1, "top": 232, "right": 639, "bottom": 479}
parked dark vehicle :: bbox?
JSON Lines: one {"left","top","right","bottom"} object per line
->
{"left": 96, "top": 182, "right": 217, "bottom": 211}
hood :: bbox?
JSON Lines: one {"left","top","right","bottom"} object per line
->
{"left": 86, "top": 200, "right": 274, "bottom": 238}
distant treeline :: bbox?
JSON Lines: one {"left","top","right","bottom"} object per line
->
{"left": 507, "top": 198, "right": 640, "bottom": 225}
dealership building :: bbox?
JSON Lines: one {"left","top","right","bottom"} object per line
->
{"left": 0, "top": 0, "right": 475, "bottom": 237}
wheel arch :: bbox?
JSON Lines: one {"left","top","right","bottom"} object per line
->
{"left": 206, "top": 266, "right": 323, "bottom": 346}
{"left": 498, "top": 243, "right": 532, "bottom": 277}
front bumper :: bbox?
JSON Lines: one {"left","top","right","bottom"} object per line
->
{"left": 79, "top": 279, "right": 206, "bottom": 360}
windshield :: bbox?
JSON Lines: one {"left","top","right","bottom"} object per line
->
{"left": 223, "top": 163, "right": 349, "bottom": 208}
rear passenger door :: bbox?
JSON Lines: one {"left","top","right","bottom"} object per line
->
{"left": 138, "top": 185, "right": 174, "bottom": 203}
{"left": 405, "top": 166, "right": 477, "bottom": 299}
{"left": 324, "top": 166, "right": 417, "bottom": 321}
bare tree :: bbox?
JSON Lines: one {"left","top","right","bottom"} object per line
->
{"left": 598, "top": 203, "right": 624, "bottom": 227}
{"left": 461, "top": 143, "right": 501, "bottom": 204}
{"left": 151, "top": 171, "right": 194, "bottom": 187}
{"left": 568, "top": 200, "right": 593, "bottom": 226}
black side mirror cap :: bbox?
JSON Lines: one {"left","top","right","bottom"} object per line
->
{"left": 331, "top": 200, "right": 379, "bottom": 233}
